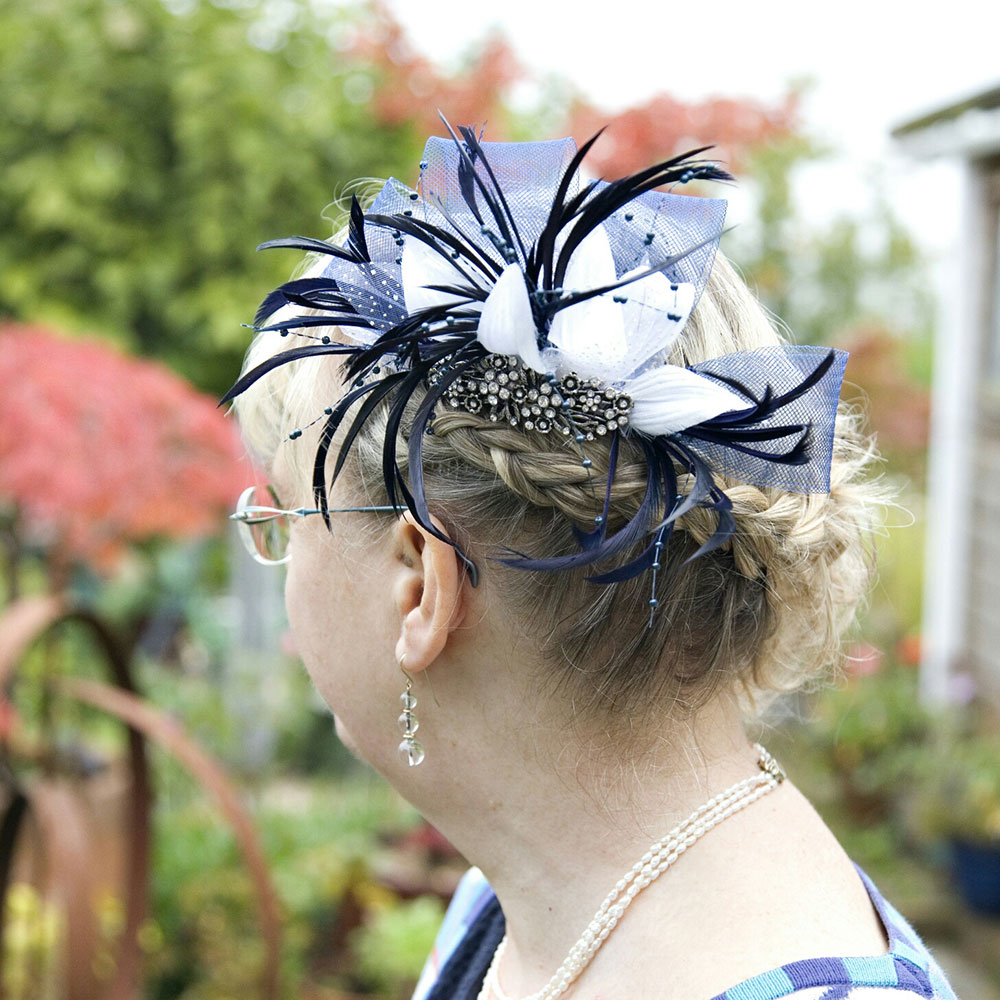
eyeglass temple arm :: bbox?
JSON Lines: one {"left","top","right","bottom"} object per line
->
{"left": 230, "top": 505, "right": 398, "bottom": 522}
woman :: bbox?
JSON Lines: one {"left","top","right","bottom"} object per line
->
{"left": 226, "top": 128, "right": 957, "bottom": 999}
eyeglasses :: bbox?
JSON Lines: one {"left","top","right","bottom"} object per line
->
{"left": 230, "top": 485, "right": 396, "bottom": 565}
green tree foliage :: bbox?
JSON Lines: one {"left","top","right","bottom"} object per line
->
{"left": 729, "top": 136, "right": 934, "bottom": 350}
{"left": 0, "top": 0, "right": 422, "bottom": 394}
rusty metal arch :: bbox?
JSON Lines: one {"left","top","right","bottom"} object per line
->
{"left": 0, "top": 596, "right": 280, "bottom": 1000}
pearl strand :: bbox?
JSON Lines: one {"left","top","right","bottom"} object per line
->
{"left": 478, "top": 745, "right": 784, "bottom": 1000}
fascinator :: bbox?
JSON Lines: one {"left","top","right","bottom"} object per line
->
{"left": 224, "top": 123, "right": 846, "bottom": 598}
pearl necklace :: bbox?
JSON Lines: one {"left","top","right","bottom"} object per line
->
{"left": 477, "top": 745, "right": 785, "bottom": 1000}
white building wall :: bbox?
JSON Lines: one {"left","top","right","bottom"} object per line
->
{"left": 920, "top": 163, "right": 986, "bottom": 704}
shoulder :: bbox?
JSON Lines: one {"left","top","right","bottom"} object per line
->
{"left": 706, "top": 867, "right": 958, "bottom": 1000}
{"left": 410, "top": 865, "right": 958, "bottom": 1000}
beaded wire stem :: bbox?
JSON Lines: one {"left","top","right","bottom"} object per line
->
{"left": 479, "top": 745, "right": 785, "bottom": 1000}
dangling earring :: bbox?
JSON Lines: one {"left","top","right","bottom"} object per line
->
{"left": 398, "top": 658, "right": 424, "bottom": 767}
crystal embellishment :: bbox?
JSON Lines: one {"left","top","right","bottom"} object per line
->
{"left": 399, "top": 736, "right": 425, "bottom": 767}
{"left": 431, "top": 354, "right": 632, "bottom": 441}
{"left": 398, "top": 677, "right": 424, "bottom": 766}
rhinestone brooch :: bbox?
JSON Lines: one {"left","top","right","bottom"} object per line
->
{"left": 433, "top": 354, "right": 632, "bottom": 440}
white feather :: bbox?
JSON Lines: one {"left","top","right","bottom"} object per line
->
{"left": 547, "top": 226, "right": 626, "bottom": 378}
{"left": 620, "top": 273, "right": 695, "bottom": 372}
{"left": 401, "top": 236, "right": 481, "bottom": 314}
{"left": 476, "top": 263, "right": 544, "bottom": 372}
{"left": 627, "top": 365, "right": 747, "bottom": 435}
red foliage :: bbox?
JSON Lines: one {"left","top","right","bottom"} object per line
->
{"left": 841, "top": 325, "right": 930, "bottom": 457}
{"left": 349, "top": 5, "right": 522, "bottom": 137}
{"left": 0, "top": 324, "right": 250, "bottom": 574}
{"left": 353, "top": 4, "right": 796, "bottom": 174}
{"left": 895, "top": 634, "right": 922, "bottom": 667}
{"left": 567, "top": 93, "right": 800, "bottom": 178}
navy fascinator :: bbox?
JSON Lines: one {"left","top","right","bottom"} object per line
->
{"left": 223, "top": 122, "right": 846, "bottom": 607}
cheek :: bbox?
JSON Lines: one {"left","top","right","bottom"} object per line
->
{"left": 282, "top": 527, "right": 396, "bottom": 761}
{"left": 284, "top": 549, "right": 348, "bottom": 703}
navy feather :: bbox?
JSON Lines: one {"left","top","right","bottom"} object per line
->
{"left": 365, "top": 212, "right": 502, "bottom": 283}
{"left": 438, "top": 118, "right": 520, "bottom": 261}
{"left": 456, "top": 124, "right": 529, "bottom": 267}
{"left": 530, "top": 130, "right": 605, "bottom": 288}
{"left": 455, "top": 137, "right": 483, "bottom": 225}
{"left": 552, "top": 155, "right": 731, "bottom": 289}
{"left": 253, "top": 277, "right": 342, "bottom": 327}
{"left": 256, "top": 235, "right": 367, "bottom": 262}
{"left": 312, "top": 378, "right": 396, "bottom": 526}
{"left": 572, "top": 431, "right": 619, "bottom": 552}
{"left": 679, "top": 349, "right": 837, "bottom": 464}
{"left": 220, "top": 343, "right": 353, "bottom": 404}
{"left": 347, "top": 195, "right": 371, "bottom": 263}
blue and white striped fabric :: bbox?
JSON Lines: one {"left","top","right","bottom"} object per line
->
{"left": 411, "top": 866, "right": 498, "bottom": 1000}
{"left": 412, "top": 865, "right": 958, "bottom": 1000}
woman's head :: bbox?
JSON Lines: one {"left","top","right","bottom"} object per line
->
{"left": 230, "top": 130, "right": 884, "bottom": 748}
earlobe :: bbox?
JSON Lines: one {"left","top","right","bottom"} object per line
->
{"left": 393, "top": 515, "right": 466, "bottom": 673}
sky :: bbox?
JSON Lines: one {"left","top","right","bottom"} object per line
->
{"left": 384, "top": 0, "right": 1000, "bottom": 255}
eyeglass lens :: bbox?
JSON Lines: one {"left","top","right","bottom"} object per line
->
{"left": 240, "top": 485, "right": 291, "bottom": 565}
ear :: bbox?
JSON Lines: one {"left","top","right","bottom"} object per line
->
{"left": 392, "top": 514, "right": 467, "bottom": 673}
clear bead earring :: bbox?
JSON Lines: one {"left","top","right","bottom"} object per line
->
{"left": 398, "top": 659, "right": 424, "bottom": 767}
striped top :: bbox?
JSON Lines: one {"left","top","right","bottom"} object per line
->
{"left": 412, "top": 865, "right": 958, "bottom": 1000}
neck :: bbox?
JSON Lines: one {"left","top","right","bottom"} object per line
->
{"left": 403, "top": 640, "right": 761, "bottom": 996}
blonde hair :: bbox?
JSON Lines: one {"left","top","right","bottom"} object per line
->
{"left": 235, "top": 250, "right": 884, "bottom": 728}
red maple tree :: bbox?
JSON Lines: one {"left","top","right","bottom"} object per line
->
{"left": 351, "top": 5, "right": 796, "bottom": 178}
{"left": 348, "top": 4, "right": 522, "bottom": 138}
{"left": 0, "top": 324, "right": 250, "bottom": 579}
{"left": 567, "top": 92, "right": 800, "bottom": 178}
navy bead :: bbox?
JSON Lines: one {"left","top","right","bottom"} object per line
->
{"left": 624, "top": 212, "right": 634, "bottom": 221}
{"left": 409, "top": 192, "right": 419, "bottom": 201}
{"left": 582, "top": 458, "right": 592, "bottom": 468}
{"left": 575, "top": 433, "right": 586, "bottom": 443}
{"left": 322, "top": 335, "right": 331, "bottom": 344}
{"left": 289, "top": 429, "right": 302, "bottom": 440}
{"left": 594, "top": 515, "right": 604, "bottom": 525}
{"left": 324, "top": 406, "right": 333, "bottom": 415}
{"left": 652, "top": 561, "right": 661, "bottom": 570}
{"left": 648, "top": 598, "right": 658, "bottom": 608}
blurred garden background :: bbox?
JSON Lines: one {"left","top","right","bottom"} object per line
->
{"left": 2, "top": 0, "right": 1000, "bottom": 997}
